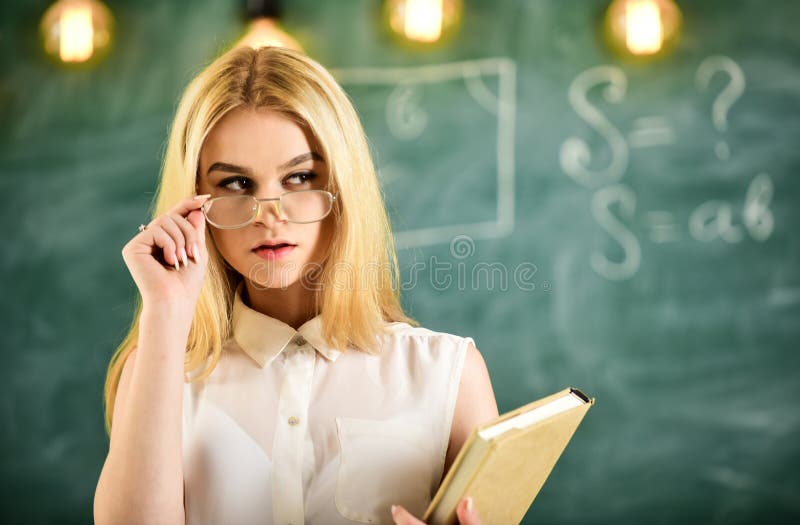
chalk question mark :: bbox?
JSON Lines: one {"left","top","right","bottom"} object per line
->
{"left": 695, "top": 55, "right": 746, "bottom": 161}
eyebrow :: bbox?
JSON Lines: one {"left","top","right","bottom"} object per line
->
{"left": 206, "top": 152, "right": 324, "bottom": 177}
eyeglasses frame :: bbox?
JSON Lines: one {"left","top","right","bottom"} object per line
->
{"left": 201, "top": 189, "right": 337, "bottom": 229}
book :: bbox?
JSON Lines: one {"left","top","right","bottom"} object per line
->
{"left": 422, "top": 387, "right": 595, "bottom": 525}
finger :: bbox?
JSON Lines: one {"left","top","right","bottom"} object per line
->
{"left": 185, "top": 208, "right": 207, "bottom": 260}
{"left": 167, "top": 211, "right": 198, "bottom": 260}
{"left": 390, "top": 504, "right": 426, "bottom": 525}
{"left": 156, "top": 215, "right": 187, "bottom": 268}
{"left": 169, "top": 193, "right": 212, "bottom": 218}
{"left": 455, "top": 497, "right": 481, "bottom": 525}
{"left": 150, "top": 226, "right": 179, "bottom": 270}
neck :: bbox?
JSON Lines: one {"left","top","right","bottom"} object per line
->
{"left": 242, "top": 278, "right": 319, "bottom": 330}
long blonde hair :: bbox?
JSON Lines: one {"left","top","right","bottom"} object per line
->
{"left": 102, "top": 46, "right": 418, "bottom": 435}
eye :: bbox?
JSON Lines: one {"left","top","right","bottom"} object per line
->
{"left": 217, "top": 176, "right": 251, "bottom": 192}
{"left": 284, "top": 171, "right": 318, "bottom": 186}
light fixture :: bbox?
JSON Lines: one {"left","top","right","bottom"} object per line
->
{"left": 235, "top": 0, "right": 303, "bottom": 51}
{"left": 40, "top": 0, "right": 114, "bottom": 65}
{"left": 603, "top": 0, "right": 682, "bottom": 59}
{"left": 384, "top": 0, "right": 463, "bottom": 45}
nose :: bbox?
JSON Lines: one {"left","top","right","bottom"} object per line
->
{"left": 253, "top": 198, "right": 287, "bottom": 226}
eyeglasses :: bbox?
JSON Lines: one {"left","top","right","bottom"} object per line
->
{"left": 201, "top": 189, "right": 337, "bottom": 229}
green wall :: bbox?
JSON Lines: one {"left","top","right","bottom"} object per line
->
{"left": 1, "top": 0, "right": 798, "bottom": 523}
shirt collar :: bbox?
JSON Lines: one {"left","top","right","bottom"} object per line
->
{"left": 231, "top": 281, "right": 343, "bottom": 368}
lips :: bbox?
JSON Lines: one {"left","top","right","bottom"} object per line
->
{"left": 251, "top": 239, "right": 297, "bottom": 251}
{"left": 253, "top": 243, "right": 296, "bottom": 261}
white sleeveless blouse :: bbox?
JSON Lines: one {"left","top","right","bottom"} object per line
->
{"left": 182, "top": 282, "right": 472, "bottom": 525}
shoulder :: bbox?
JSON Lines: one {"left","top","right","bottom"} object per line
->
{"left": 377, "top": 321, "right": 477, "bottom": 361}
{"left": 381, "top": 321, "right": 468, "bottom": 347}
{"left": 374, "top": 321, "right": 475, "bottom": 372}
{"left": 378, "top": 323, "right": 495, "bottom": 405}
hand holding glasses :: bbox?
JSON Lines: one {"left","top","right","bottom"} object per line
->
{"left": 201, "top": 189, "right": 336, "bottom": 228}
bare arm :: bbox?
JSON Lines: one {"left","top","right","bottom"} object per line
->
{"left": 441, "top": 341, "right": 500, "bottom": 483}
{"left": 94, "top": 302, "right": 192, "bottom": 525}
{"left": 95, "top": 194, "right": 209, "bottom": 524}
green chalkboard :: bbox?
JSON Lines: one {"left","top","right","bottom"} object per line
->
{"left": 1, "top": 0, "right": 798, "bottom": 523}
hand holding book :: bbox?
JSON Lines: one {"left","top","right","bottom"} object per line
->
{"left": 389, "top": 387, "right": 593, "bottom": 525}
{"left": 391, "top": 496, "right": 482, "bottom": 525}
{"left": 422, "top": 387, "right": 594, "bottom": 525}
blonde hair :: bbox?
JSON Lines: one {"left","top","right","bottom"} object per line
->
{"left": 102, "top": 46, "right": 418, "bottom": 435}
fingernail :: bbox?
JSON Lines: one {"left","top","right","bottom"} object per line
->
{"left": 180, "top": 247, "right": 188, "bottom": 267}
{"left": 391, "top": 505, "right": 398, "bottom": 515}
{"left": 193, "top": 243, "right": 199, "bottom": 260}
{"left": 466, "top": 497, "right": 473, "bottom": 513}
{"left": 193, "top": 194, "right": 211, "bottom": 200}
{"left": 174, "top": 258, "right": 180, "bottom": 271}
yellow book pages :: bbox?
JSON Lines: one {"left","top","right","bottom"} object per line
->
{"left": 424, "top": 387, "right": 594, "bottom": 525}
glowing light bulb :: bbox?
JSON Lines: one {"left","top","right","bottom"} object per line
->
{"left": 385, "top": 0, "right": 462, "bottom": 45}
{"left": 626, "top": 1, "right": 662, "bottom": 54}
{"left": 233, "top": 0, "right": 303, "bottom": 52}
{"left": 236, "top": 18, "right": 303, "bottom": 51}
{"left": 40, "top": 0, "right": 114, "bottom": 65}
{"left": 603, "top": 0, "right": 682, "bottom": 59}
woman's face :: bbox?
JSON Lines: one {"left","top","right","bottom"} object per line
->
{"left": 196, "top": 107, "right": 334, "bottom": 290}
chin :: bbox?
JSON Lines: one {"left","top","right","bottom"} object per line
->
{"left": 247, "top": 261, "right": 299, "bottom": 291}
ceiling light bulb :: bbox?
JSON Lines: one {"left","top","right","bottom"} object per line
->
{"left": 235, "top": 0, "right": 302, "bottom": 51}
{"left": 40, "top": 0, "right": 114, "bottom": 65}
{"left": 603, "top": 0, "right": 682, "bottom": 59}
{"left": 385, "top": 0, "right": 463, "bottom": 45}
{"left": 237, "top": 17, "right": 303, "bottom": 51}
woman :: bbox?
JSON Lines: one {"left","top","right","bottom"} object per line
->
{"left": 94, "top": 45, "right": 499, "bottom": 525}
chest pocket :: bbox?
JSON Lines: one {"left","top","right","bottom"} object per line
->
{"left": 335, "top": 416, "right": 437, "bottom": 524}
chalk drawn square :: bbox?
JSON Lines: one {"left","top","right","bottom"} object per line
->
{"left": 331, "top": 58, "right": 516, "bottom": 249}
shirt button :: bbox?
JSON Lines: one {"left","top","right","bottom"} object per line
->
{"left": 294, "top": 334, "right": 306, "bottom": 346}
{"left": 288, "top": 416, "right": 300, "bottom": 426}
